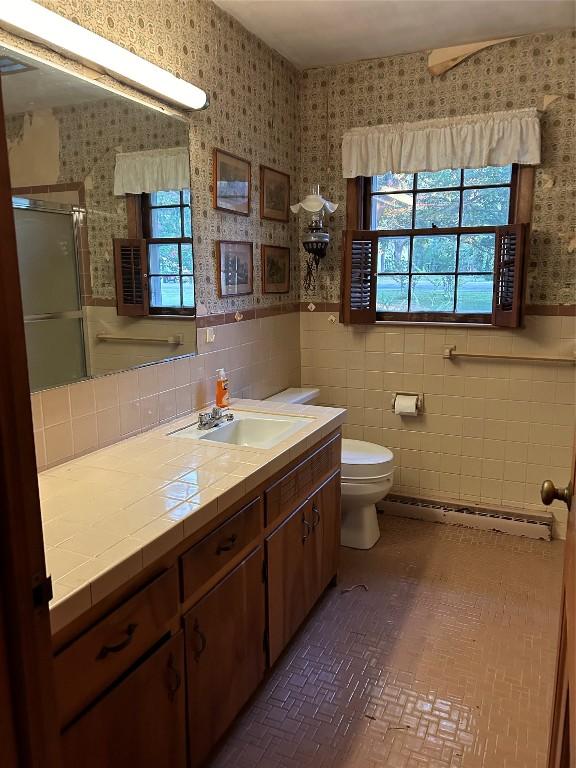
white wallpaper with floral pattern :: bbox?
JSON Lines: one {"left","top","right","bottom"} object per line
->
{"left": 299, "top": 30, "right": 576, "bottom": 307}
{"left": 9, "top": 4, "right": 576, "bottom": 311}
{"left": 32, "top": 0, "right": 302, "bottom": 315}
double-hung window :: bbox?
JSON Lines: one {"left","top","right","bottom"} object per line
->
{"left": 143, "top": 190, "right": 194, "bottom": 315}
{"left": 342, "top": 164, "right": 532, "bottom": 327}
{"left": 113, "top": 189, "right": 195, "bottom": 317}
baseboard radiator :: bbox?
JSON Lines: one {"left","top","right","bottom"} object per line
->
{"left": 378, "top": 494, "right": 552, "bottom": 541}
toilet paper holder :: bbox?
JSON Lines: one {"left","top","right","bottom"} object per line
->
{"left": 391, "top": 392, "right": 424, "bottom": 413}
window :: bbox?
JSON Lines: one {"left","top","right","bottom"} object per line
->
{"left": 113, "top": 189, "right": 195, "bottom": 318}
{"left": 143, "top": 190, "right": 194, "bottom": 315}
{"left": 342, "top": 164, "right": 533, "bottom": 327}
{"left": 368, "top": 165, "right": 513, "bottom": 320}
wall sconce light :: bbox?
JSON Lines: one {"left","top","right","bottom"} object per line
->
{"left": 291, "top": 185, "right": 338, "bottom": 292}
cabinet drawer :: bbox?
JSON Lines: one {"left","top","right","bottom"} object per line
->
{"left": 180, "top": 497, "right": 262, "bottom": 602}
{"left": 265, "top": 432, "right": 341, "bottom": 527}
{"left": 54, "top": 566, "right": 178, "bottom": 727}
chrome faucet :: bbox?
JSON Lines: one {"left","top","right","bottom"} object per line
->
{"left": 197, "top": 406, "right": 234, "bottom": 430}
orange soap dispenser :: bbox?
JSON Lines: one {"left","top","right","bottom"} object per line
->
{"left": 216, "top": 367, "right": 230, "bottom": 408}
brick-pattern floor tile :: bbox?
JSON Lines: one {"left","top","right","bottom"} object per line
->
{"left": 208, "top": 516, "right": 564, "bottom": 768}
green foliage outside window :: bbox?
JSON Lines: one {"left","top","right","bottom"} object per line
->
{"left": 147, "top": 189, "right": 194, "bottom": 312}
{"left": 371, "top": 165, "right": 512, "bottom": 314}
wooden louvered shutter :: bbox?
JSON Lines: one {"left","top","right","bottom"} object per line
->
{"left": 113, "top": 238, "right": 149, "bottom": 316}
{"left": 340, "top": 230, "right": 377, "bottom": 324}
{"left": 492, "top": 223, "right": 529, "bottom": 328}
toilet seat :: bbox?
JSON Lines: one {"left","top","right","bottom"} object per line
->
{"left": 341, "top": 439, "right": 394, "bottom": 481}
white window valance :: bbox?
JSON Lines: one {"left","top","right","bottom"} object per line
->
{"left": 113, "top": 147, "right": 190, "bottom": 195}
{"left": 341, "top": 108, "right": 541, "bottom": 178}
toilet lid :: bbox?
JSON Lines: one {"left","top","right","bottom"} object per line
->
{"left": 341, "top": 438, "right": 394, "bottom": 480}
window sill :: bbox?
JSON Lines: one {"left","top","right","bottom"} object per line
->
{"left": 148, "top": 313, "right": 196, "bottom": 320}
{"left": 374, "top": 320, "right": 500, "bottom": 329}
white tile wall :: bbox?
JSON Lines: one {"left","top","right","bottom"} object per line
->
{"left": 301, "top": 312, "right": 575, "bottom": 537}
{"left": 33, "top": 308, "right": 575, "bottom": 539}
{"left": 33, "top": 312, "right": 301, "bottom": 472}
{"left": 84, "top": 306, "right": 198, "bottom": 376}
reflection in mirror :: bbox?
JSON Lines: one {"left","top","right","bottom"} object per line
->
{"left": 1, "top": 47, "right": 196, "bottom": 392}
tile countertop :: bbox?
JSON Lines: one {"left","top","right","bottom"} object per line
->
{"left": 40, "top": 399, "right": 346, "bottom": 634}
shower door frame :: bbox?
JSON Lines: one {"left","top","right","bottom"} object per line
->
{"left": 13, "top": 197, "right": 92, "bottom": 386}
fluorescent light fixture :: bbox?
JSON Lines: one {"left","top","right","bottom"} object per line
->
{"left": 0, "top": 0, "right": 209, "bottom": 111}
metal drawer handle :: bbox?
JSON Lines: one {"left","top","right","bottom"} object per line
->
{"left": 302, "top": 517, "right": 312, "bottom": 543}
{"left": 312, "top": 505, "right": 320, "bottom": 528}
{"left": 216, "top": 533, "right": 238, "bottom": 554}
{"left": 96, "top": 623, "right": 137, "bottom": 660}
{"left": 193, "top": 618, "right": 207, "bottom": 661}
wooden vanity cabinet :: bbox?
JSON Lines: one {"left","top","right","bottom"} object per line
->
{"left": 184, "top": 547, "right": 266, "bottom": 768}
{"left": 53, "top": 429, "right": 342, "bottom": 768}
{"left": 266, "top": 471, "right": 340, "bottom": 665}
{"left": 60, "top": 632, "right": 186, "bottom": 768}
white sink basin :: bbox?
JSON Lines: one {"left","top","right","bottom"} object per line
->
{"left": 169, "top": 411, "right": 312, "bottom": 449}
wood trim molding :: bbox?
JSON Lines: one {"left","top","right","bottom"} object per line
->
{"left": 0, "top": 595, "right": 18, "bottom": 767}
{"left": 525, "top": 304, "right": 576, "bottom": 317}
{"left": 125, "top": 194, "right": 144, "bottom": 239}
{"left": 12, "top": 182, "right": 85, "bottom": 202}
{"left": 346, "top": 178, "right": 364, "bottom": 231}
{"left": 0, "top": 86, "right": 61, "bottom": 767}
{"left": 513, "top": 166, "right": 536, "bottom": 224}
{"left": 195, "top": 302, "right": 299, "bottom": 328}
{"left": 297, "top": 303, "right": 574, "bottom": 317}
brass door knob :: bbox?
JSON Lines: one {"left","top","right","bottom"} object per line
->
{"left": 540, "top": 480, "right": 572, "bottom": 508}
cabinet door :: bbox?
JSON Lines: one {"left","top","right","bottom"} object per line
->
{"left": 61, "top": 632, "right": 186, "bottom": 768}
{"left": 266, "top": 498, "right": 316, "bottom": 665}
{"left": 302, "top": 472, "right": 341, "bottom": 616}
{"left": 185, "top": 547, "right": 265, "bottom": 768}
{"left": 315, "top": 472, "right": 341, "bottom": 591}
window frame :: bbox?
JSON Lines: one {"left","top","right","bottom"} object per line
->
{"left": 345, "top": 164, "right": 533, "bottom": 326}
{"left": 363, "top": 166, "right": 517, "bottom": 323}
{"left": 370, "top": 225, "right": 503, "bottom": 324}
{"left": 142, "top": 191, "right": 195, "bottom": 317}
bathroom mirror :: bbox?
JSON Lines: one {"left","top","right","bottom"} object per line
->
{"left": 1, "top": 46, "right": 196, "bottom": 392}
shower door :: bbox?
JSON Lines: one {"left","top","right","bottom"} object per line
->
{"left": 13, "top": 200, "right": 87, "bottom": 391}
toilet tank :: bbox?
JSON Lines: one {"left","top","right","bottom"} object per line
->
{"left": 266, "top": 387, "right": 320, "bottom": 405}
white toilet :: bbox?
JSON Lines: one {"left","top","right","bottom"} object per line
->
{"left": 267, "top": 388, "right": 395, "bottom": 550}
{"left": 340, "top": 439, "right": 394, "bottom": 549}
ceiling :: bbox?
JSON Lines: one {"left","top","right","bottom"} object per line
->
{"left": 213, "top": 0, "right": 576, "bottom": 69}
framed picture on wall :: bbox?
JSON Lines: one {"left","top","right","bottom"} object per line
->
{"left": 213, "top": 148, "right": 251, "bottom": 216}
{"left": 216, "top": 241, "right": 253, "bottom": 297}
{"left": 262, "top": 245, "right": 290, "bottom": 294}
{"left": 260, "top": 165, "right": 290, "bottom": 222}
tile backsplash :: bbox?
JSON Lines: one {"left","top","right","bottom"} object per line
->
{"left": 32, "top": 311, "right": 301, "bottom": 471}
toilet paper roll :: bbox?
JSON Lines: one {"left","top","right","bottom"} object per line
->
{"left": 394, "top": 394, "right": 419, "bottom": 416}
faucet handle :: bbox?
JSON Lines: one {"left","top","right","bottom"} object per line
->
{"left": 198, "top": 412, "right": 212, "bottom": 428}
